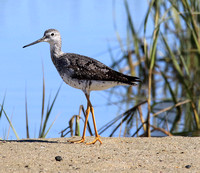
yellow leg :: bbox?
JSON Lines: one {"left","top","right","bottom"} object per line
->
{"left": 68, "top": 101, "right": 90, "bottom": 143}
{"left": 68, "top": 93, "right": 102, "bottom": 145}
{"left": 85, "top": 94, "right": 102, "bottom": 145}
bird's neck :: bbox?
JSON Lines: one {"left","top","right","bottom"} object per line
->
{"left": 50, "top": 42, "right": 64, "bottom": 60}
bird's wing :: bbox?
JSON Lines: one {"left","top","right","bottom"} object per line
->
{"left": 55, "top": 53, "right": 140, "bottom": 85}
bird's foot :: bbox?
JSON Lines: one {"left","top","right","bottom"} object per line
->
{"left": 86, "top": 135, "right": 102, "bottom": 145}
{"left": 68, "top": 137, "right": 85, "bottom": 144}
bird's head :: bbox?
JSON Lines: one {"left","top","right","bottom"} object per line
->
{"left": 23, "top": 29, "right": 61, "bottom": 48}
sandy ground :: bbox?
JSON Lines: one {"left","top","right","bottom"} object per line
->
{"left": 0, "top": 136, "right": 199, "bottom": 173}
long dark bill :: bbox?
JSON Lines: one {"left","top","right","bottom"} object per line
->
{"left": 23, "top": 37, "right": 45, "bottom": 48}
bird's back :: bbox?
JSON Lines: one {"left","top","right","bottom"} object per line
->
{"left": 53, "top": 53, "right": 140, "bottom": 85}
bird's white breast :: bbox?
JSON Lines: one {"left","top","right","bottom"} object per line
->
{"left": 61, "top": 73, "right": 124, "bottom": 94}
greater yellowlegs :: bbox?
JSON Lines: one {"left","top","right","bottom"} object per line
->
{"left": 23, "top": 29, "right": 141, "bottom": 144}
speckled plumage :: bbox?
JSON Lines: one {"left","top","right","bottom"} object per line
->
{"left": 54, "top": 53, "right": 139, "bottom": 83}
{"left": 23, "top": 29, "right": 140, "bottom": 94}
{"left": 23, "top": 29, "right": 141, "bottom": 144}
{"left": 53, "top": 53, "right": 140, "bottom": 93}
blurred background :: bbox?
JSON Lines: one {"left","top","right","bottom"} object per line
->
{"left": 1, "top": 0, "right": 200, "bottom": 139}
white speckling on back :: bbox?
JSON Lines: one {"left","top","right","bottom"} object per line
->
{"left": 23, "top": 29, "right": 141, "bottom": 145}
{"left": 23, "top": 29, "right": 140, "bottom": 95}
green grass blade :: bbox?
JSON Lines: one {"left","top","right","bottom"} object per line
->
{"left": 178, "top": 51, "right": 190, "bottom": 77}
{"left": 144, "top": 0, "right": 156, "bottom": 34}
{"left": 0, "top": 93, "right": 6, "bottom": 119}
{"left": 1, "top": 106, "right": 19, "bottom": 140}
{"left": 124, "top": 0, "right": 140, "bottom": 57}
{"left": 44, "top": 114, "right": 59, "bottom": 138}
{"left": 150, "top": 26, "right": 160, "bottom": 69}
{"left": 160, "top": 71, "right": 177, "bottom": 103}
{"left": 40, "top": 84, "right": 61, "bottom": 138}
{"left": 161, "top": 34, "right": 183, "bottom": 76}
{"left": 25, "top": 88, "right": 30, "bottom": 138}
{"left": 39, "top": 64, "right": 45, "bottom": 137}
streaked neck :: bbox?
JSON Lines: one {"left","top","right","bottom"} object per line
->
{"left": 50, "top": 42, "right": 64, "bottom": 59}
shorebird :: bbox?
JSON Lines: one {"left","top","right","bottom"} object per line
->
{"left": 23, "top": 29, "right": 140, "bottom": 144}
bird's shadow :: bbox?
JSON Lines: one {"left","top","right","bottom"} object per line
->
{"left": 1, "top": 139, "right": 69, "bottom": 144}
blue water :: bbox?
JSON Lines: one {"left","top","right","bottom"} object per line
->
{"left": 0, "top": 0, "right": 149, "bottom": 139}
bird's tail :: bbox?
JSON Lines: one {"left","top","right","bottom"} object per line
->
{"left": 125, "top": 75, "right": 141, "bottom": 86}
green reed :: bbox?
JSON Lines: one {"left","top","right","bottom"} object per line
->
{"left": 103, "top": 0, "right": 200, "bottom": 137}
{"left": 0, "top": 94, "right": 19, "bottom": 140}
{"left": 25, "top": 70, "right": 61, "bottom": 138}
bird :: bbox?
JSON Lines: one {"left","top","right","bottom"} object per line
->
{"left": 23, "top": 29, "right": 141, "bottom": 144}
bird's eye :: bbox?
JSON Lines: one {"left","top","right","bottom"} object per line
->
{"left": 51, "top": 33, "right": 54, "bottom": 36}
